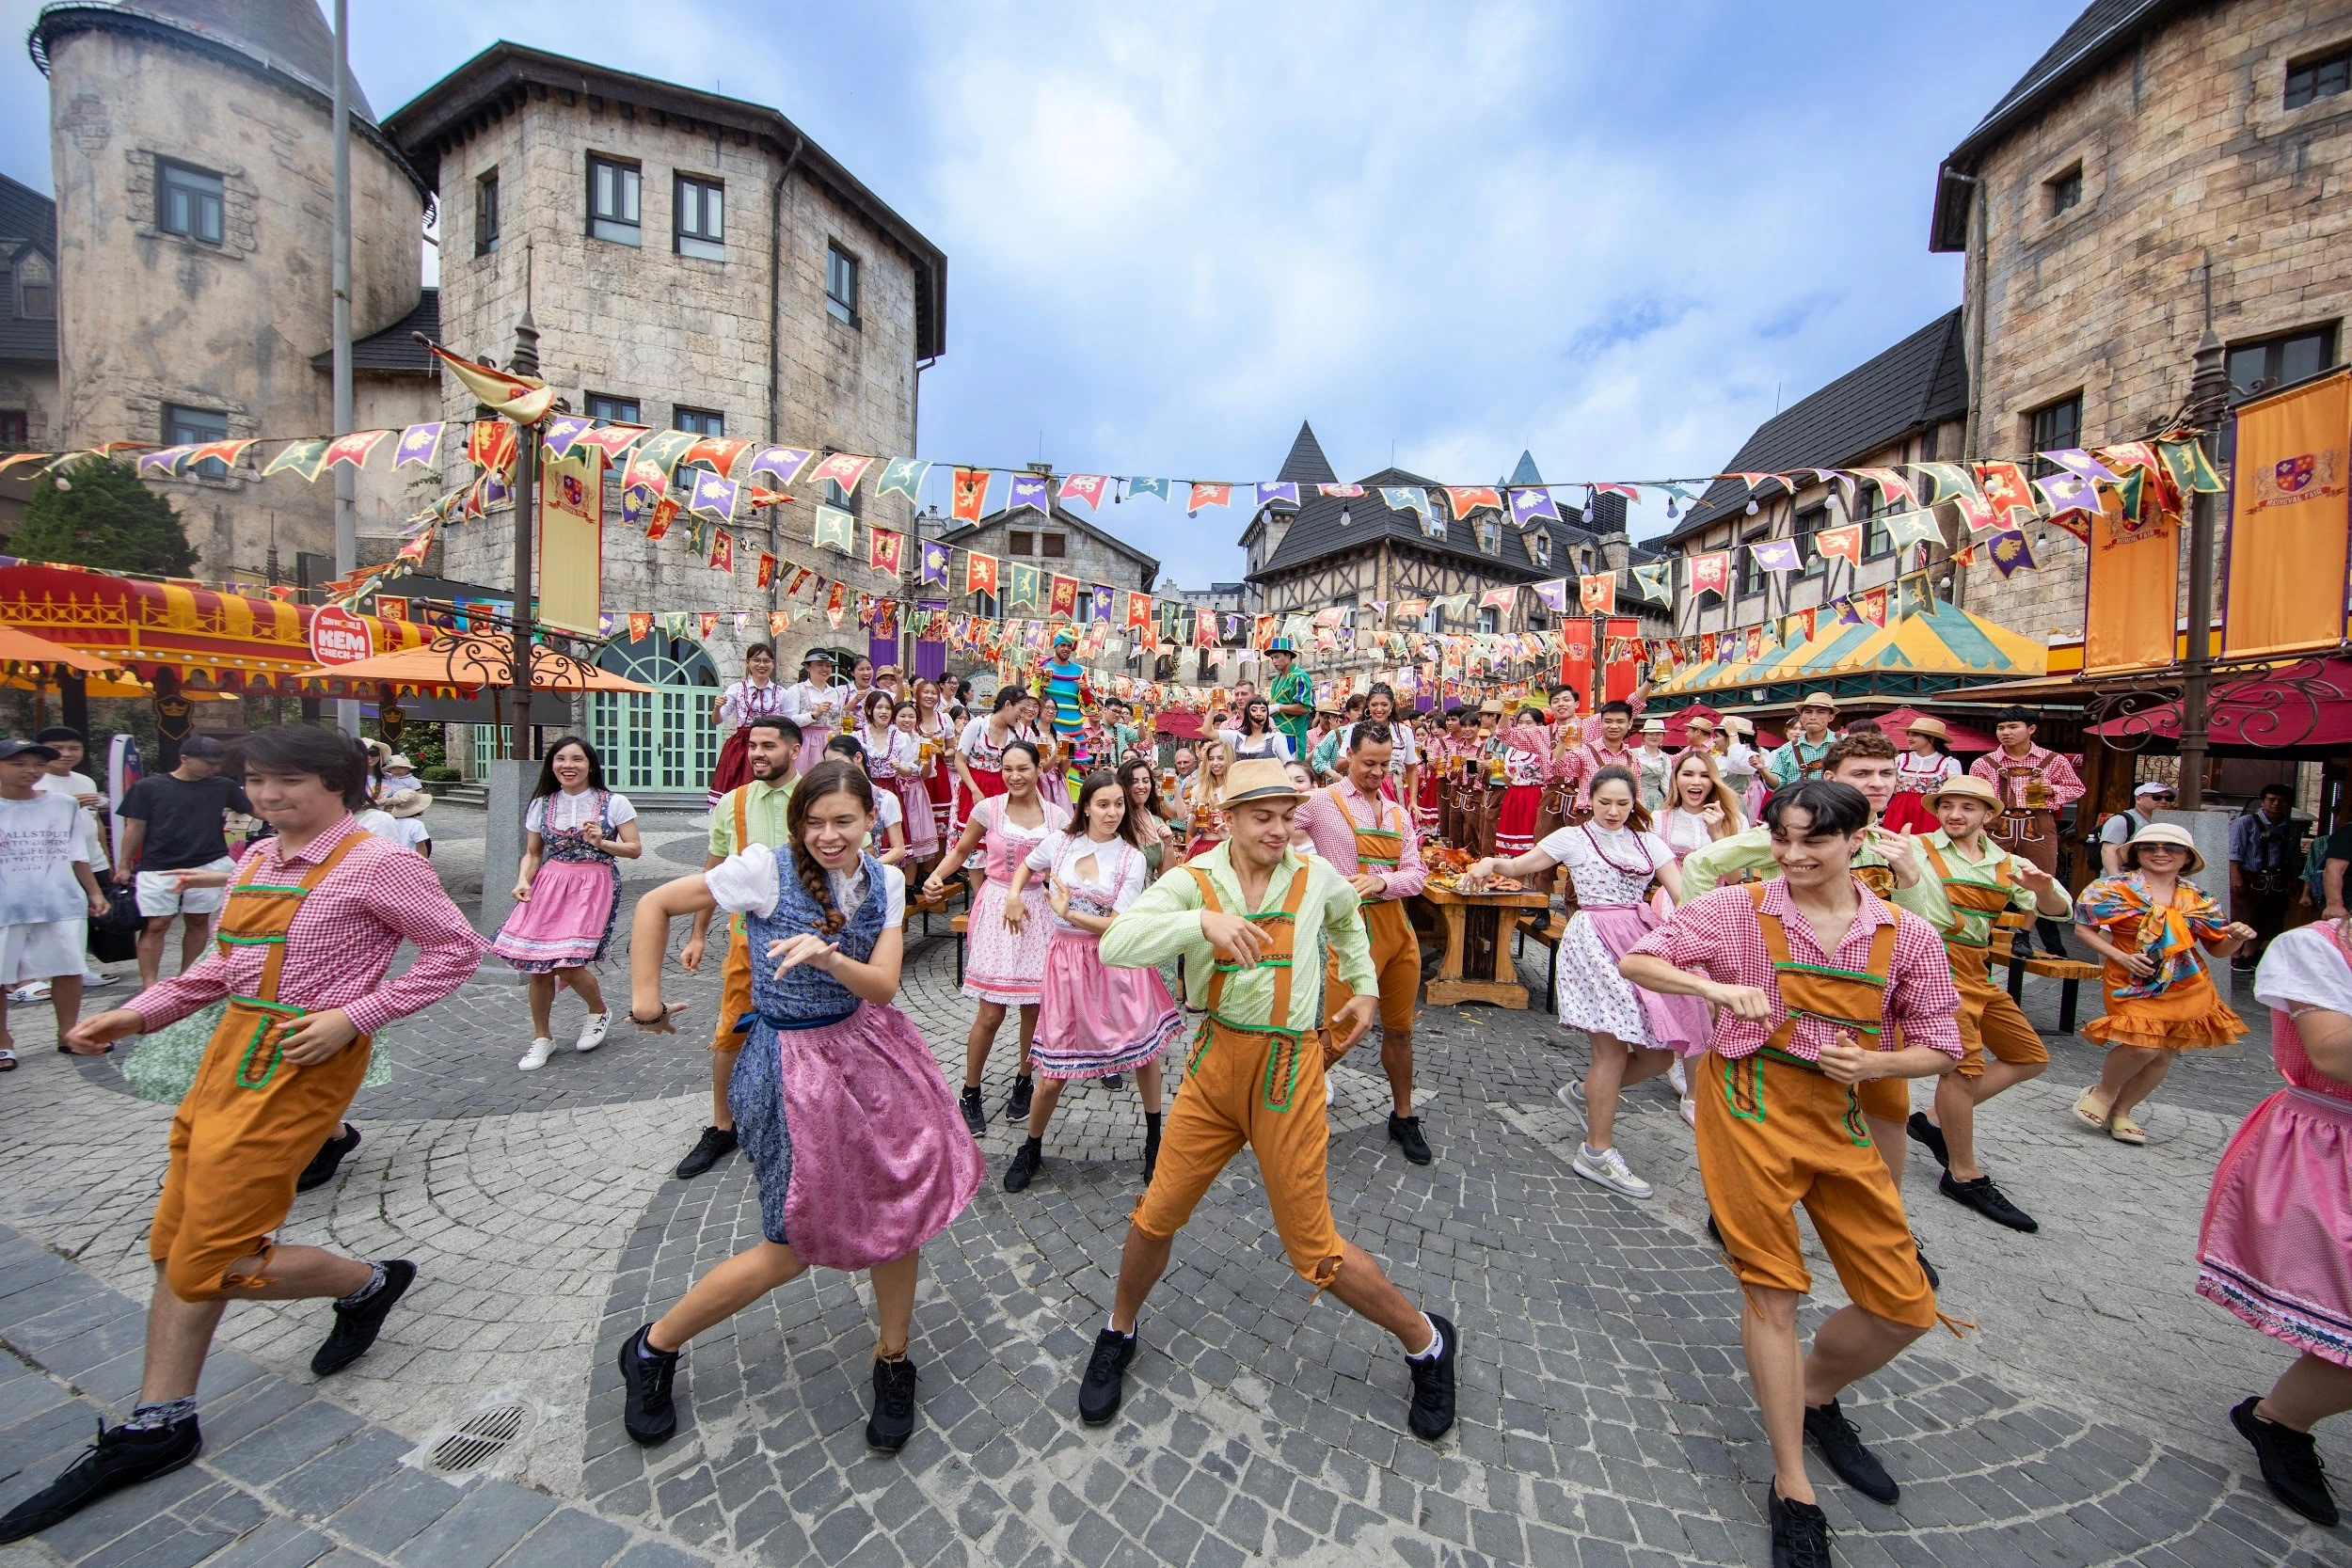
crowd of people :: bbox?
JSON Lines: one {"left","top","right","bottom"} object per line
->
{"left": 0, "top": 653, "right": 2344, "bottom": 1568}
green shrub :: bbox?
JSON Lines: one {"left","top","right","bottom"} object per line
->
{"left": 420, "top": 765, "right": 460, "bottom": 782}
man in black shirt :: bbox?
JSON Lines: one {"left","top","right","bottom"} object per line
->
{"left": 118, "top": 737, "right": 252, "bottom": 988}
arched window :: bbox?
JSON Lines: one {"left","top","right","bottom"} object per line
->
{"left": 587, "top": 632, "right": 722, "bottom": 792}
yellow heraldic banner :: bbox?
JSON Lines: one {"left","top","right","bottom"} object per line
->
{"left": 536, "top": 450, "right": 605, "bottom": 636}
{"left": 2082, "top": 486, "right": 2179, "bottom": 674}
{"left": 2224, "top": 369, "right": 2352, "bottom": 658}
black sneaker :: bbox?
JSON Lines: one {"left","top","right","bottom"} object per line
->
{"left": 675, "top": 1125, "right": 738, "bottom": 1180}
{"left": 1005, "top": 1075, "right": 1034, "bottom": 1121}
{"left": 1142, "top": 1125, "right": 1162, "bottom": 1183}
{"left": 2233, "top": 1395, "right": 2340, "bottom": 1526}
{"left": 959, "top": 1086, "right": 987, "bottom": 1136}
{"left": 1913, "top": 1236, "right": 1942, "bottom": 1291}
{"left": 1904, "top": 1112, "right": 1948, "bottom": 1169}
{"left": 619, "top": 1325, "right": 680, "bottom": 1446}
{"left": 0, "top": 1418, "right": 201, "bottom": 1543}
{"left": 1004, "top": 1139, "right": 1043, "bottom": 1193}
{"left": 1803, "top": 1398, "right": 1899, "bottom": 1504}
{"left": 1406, "top": 1314, "right": 1457, "bottom": 1440}
{"left": 1077, "top": 1327, "right": 1136, "bottom": 1426}
{"left": 1767, "top": 1484, "right": 1834, "bottom": 1568}
{"left": 1939, "top": 1171, "right": 2038, "bottom": 1233}
{"left": 1389, "top": 1114, "right": 1433, "bottom": 1165}
{"left": 310, "top": 1259, "right": 417, "bottom": 1376}
{"left": 1104, "top": 1073, "right": 1123, "bottom": 1091}
{"left": 866, "top": 1357, "right": 919, "bottom": 1452}
{"left": 297, "top": 1124, "right": 362, "bottom": 1193}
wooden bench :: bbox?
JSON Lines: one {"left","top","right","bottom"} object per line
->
{"left": 1989, "top": 931, "right": 2104, "bottom": 1032}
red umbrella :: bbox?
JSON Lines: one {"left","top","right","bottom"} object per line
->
{"left": 2089, "top": 658, "right": 2352, "bottom": 749}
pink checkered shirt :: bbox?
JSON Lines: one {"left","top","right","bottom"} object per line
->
{"left": 1627, "top": 878, "right": 1962, "bottom": 1063}
{"left": 1295, "top": 777, "right": 1427, "bottom": 900}
{"left": 125, "top": 815, "right": 488, "bottom": 1037}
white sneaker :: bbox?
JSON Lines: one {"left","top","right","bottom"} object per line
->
{"left": 575, "top": 1013, "right": 611, "bottom": 1053}
{"left": 518, "top": 1037, "right": 555, "bottom": 1071}
{"left": 1679, "top": 1097, "right": 1697, "bottom": 1129}
{"left": 1555, "top": 1080, "right": 1587, "bottom": 1127}
{"left": 1325, "top": 1075, "right": 1335, "bottom": 1106}
{"left": 1668, "top": 1058, "right": 1689, "bottom": 1097}
{"left": 1573, "top": 1143, "right": 1654, "bottom": 1198}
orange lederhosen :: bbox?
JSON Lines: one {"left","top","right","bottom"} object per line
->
{"left": 1847, "top": 862, "right": 1913, "bottom": 1124}
{"left": 1923, "top": 841, "right": 2049, "bottom": 1077}
{"left": 1693, "top": 883, "right": 1936, "bottom": 1327}
{"left": 149, "top": 835, "right": 375, "bottom": 1302}
{"left": 712, "top": 787, "right": 755, "bottom": 1053}
{"left": 1132, "top": 865, "right": 1343, "bottom": 1288}
{"left": 1320, "top": 789, "right": 1420, "bottom": 1035}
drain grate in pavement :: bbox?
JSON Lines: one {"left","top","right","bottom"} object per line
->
{"left": 428, "top": 1403, "right": 529, "bottom": 1473}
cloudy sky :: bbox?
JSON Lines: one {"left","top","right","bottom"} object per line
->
{"left": 0, "top": 1, "right": 2077, "bottom": 588}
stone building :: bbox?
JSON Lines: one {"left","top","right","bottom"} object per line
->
{"left": 29, "top": 0, "right": 437, "bottom": 578}
{"left": 1939, "top": 0, "right": 2352, "bottom": 641}
{"left": 381, "top": 42, "right": 946, "bottom": 792}
{"left": 1656, "top": 310, "right": 1970, "bottom": 638}
{"left": 1240, "top": 421, "right": 1671, "bottom": 679}
{"left": 0, "top": 173, "right": 60, "bottom": 536}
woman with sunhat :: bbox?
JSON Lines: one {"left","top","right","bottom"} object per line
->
{"left": 778, "top": 648, "right": 848, "bottom": 778}
{"left": 2071, "top": 823, "right": 2256, "bottom": 1142}
{"left": 1881, "top": 716, "right": 1957, "bottom": 833}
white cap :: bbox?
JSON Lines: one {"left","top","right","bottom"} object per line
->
{"left": 2133, "top": 780, "right": 2173, "bottom": 798}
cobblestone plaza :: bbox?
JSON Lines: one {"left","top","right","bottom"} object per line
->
{"left": 0, "top": 811, "right": 2343, "bottom": 1567}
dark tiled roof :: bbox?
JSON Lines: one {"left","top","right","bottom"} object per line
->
{"left": 1275, "top": 421, "right": 1337, "bottom": 485}
{"left": 938, "top": 499, "right": 1161, "bottom": 585}
{"left": 0, "top": 174, "right": 57, "bottom": 367}
{"left": 310, "top": 289, "right": 437, "bottom": 374}
{"left": 1930, "top": 1, "right": 2185, "bottom": 250}
{"left": 1666, "top": 309, "right": 1967, "bottom": 543}
{"left": 1248, "top": 463, "right": 1628, "bottom": 584}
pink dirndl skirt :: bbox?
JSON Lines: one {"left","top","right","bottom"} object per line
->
{"left": 1581, "top": 902, "right": 1712, "bottom": 1056}
{"left": 963, "top": 876, "right": 1052, "bottom": 1006}
{"left": 892, "top": 776, "right": 937, "bottom": 857}
{"left": 491, "top": 859, "right": 619, "bottom": 972}
{"left": 1032, "top": 926, "right": 1185, "bottom": 1080}
{"left": 1496, "top": 784, "right": 1542, "bottom": 856}
{"left": 2197, "top": 1085, "right": 2352, "bottom": 1367}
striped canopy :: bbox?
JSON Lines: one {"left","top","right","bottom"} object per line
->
{"left": 1816, "top": 601, "right": 2047, "bottom": 679}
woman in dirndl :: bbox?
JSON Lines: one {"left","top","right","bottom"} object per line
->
{"left": 616, "top": 759, "right": 982, "bottom": 1455}
{"left": 859, "top": 691, "right": 935, "bottom": 863}
{"left": 998, "top": 771, "right": 1184, "bottom": 1193}
{"left": 952, "top": 688, "right": 1026, "bottom": 832}
{"left": 2071, "top": 822, "right": 2255, "bottom": 1143}
{"left": 914, "top": 679, "right": 957, "bottom": 847}
{"left": 1464, "top": 767, "right": 1706, "bottom": 1196}
{"left": 2197, "top": 915, "right": 2352, "bottom": 1527}
{"left": 1491, "top": 709, "right": 1550, "bottom": 858}
{"left": 924, "top": 740, "right": 1067, "bottom": 1135}
{"left": 707, "top": 644, "right": 787, "bottom": 810}
{"left": 493, "top": 737, "right": 642, "bottom": 1071}
{"left": 1184, "top": 737, "right": 1233, "bottom": 860}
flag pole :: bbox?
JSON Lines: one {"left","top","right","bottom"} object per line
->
{"left": 330, "top": 0, "right": 358, "bottom": 736}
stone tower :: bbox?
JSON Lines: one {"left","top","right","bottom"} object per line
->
{"left": 31, "top": 0, "right": 435, "bottom": 578}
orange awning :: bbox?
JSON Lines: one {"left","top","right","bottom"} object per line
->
{"left": 0, "top": 620, "right": 120, "bottom": 675}
{"left": 291, "top": 633, "right": 650, "bottom": 695}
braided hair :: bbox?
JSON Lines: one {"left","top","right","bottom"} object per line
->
{"left": 783, "top": 758, "right": 875, "bottom": 937}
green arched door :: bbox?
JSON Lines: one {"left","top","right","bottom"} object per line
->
{"left": 587, "top": 632, "right": 722, "bottom": 794}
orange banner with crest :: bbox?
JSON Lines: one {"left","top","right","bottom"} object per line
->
{"left": 2224, "top": 371, "right": 2351, "bottom": 657}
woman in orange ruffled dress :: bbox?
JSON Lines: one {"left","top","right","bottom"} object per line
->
{"left": 2070, "top": 822, "right": 2255, "bottom": 1144}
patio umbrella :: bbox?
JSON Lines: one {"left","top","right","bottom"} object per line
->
{"left": 1867, "top": 705, "right": 1996, "bottom": 752}
{"left": 0, "top": 621, "right": 120, "bottom": 676}
{"left": 290, "top": 632, "right": 652, "bottom": 695}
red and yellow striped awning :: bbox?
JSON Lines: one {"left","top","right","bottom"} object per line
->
{"left": 0, "top": 562, "right": 434, "bottom": 695}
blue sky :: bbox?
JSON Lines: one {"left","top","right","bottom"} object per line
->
{"left": 0, "top": 1, "right": 2078, "bottom": 590}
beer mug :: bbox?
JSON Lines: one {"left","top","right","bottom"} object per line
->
{"left": 2023, "top": 777, "right": 2049, "bottom": 810}
{"left": 1161, "top": 767, "right": 1178, "bottom": 796}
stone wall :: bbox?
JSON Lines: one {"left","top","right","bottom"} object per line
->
{"left": 1955, "top": 0, "right": 2352, "bottom": 641}
{"left": 430, "top": 90, "right": 919, "bottom": 682}
{"left": 44, "top": 25, "right": 427, "bottom": 579}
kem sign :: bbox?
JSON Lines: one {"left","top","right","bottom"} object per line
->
{"left": 309, "top": 606, "right": 373, "bottom": 666}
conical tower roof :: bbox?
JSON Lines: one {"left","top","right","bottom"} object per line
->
{"left": 1277, "top": 421, "right": 1338, "bottom": 486}
{"left": 58, "top": 0, "right": 373, "bottom": 119}
{"left": 1507, "top": 450, "right": 1544, "bottom": 487}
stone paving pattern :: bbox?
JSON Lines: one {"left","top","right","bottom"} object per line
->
{"left": 0, "top": 805, "right": 2344, "bottom": 1565}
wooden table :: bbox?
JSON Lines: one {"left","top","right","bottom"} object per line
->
{"left": 1413, "top": 884, "right": 1554, "bottom": 1008}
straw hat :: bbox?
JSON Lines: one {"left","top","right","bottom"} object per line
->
{"left": 1905, "top": 716, "right": 1948, "bottom": 741}
{"left": 1479, "top": 697, "right": 1504, "bottom": 715}
{"left": 1641, "top": 717, "right": 1666, "bottom": 735}
{"left": 386, "top": 792, "right": 431, "bottom": 819}
{"left": 1923, "top": 775, "right": 2000, "bottom": 810}
{"left": 2124, "top": 821, "right": 2205, "bottom": 874}
{"left": 1797, "top": 691, "right": 1839, "bottom": 712}
{"left": 1221, "top": 758, "right": 1305, "bottom": 805}
{"left": 1722, "top": 715, "right": 1753, "bottom": 736}
{"left": 1684, "top": 715, "right": 1718, "bottom": 733}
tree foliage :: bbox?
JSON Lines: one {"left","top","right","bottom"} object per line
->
{"left": 11, "top": 460, "right": 199, "bottom": 576}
